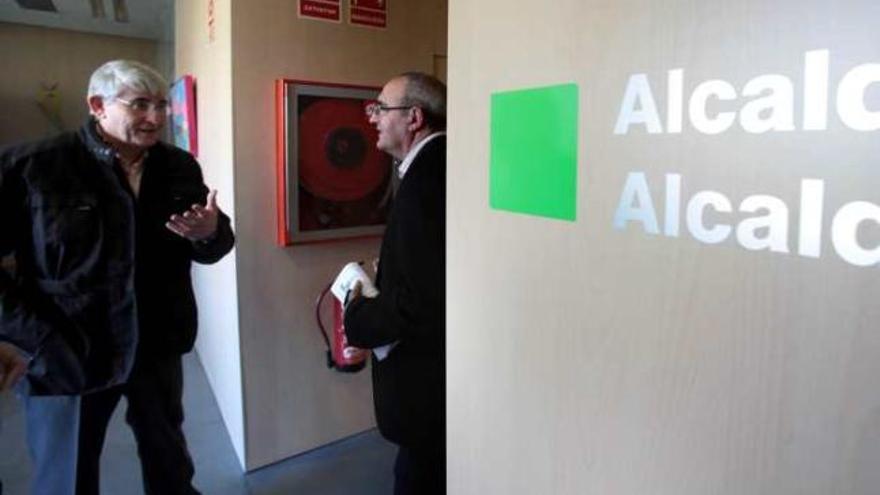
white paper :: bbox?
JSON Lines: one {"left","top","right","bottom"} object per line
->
{"left": 332, "top": 261, "right": 396, "bottom": 360}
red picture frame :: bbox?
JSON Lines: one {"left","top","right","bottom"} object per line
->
{"left": 275, "top": 80, "right": 392, "bottom": 246}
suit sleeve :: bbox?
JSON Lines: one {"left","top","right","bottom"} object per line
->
{"left": 191, "top": 211, "right": 235, "bottom": 264}
{"left": 344, "top": 281, "right": 411, "bottom": 349}
{"left": 344, "top": 150, "right": 445, "bottom": 350}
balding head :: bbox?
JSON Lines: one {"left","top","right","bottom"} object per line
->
{"left": 396, "top": 72, "right": 446, "bottom": 132}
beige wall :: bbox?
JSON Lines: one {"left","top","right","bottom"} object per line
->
{"left": 229, "top": 0, "right": 446, "bottom": 470}
{"left": 0, "top": 22, "right": 157, "bottom": 145}
{"left": 448, "top": 0, "right": 880, "bottom": 494}
{"left": 175, "top": 0, "right": 245, "bottom": 467}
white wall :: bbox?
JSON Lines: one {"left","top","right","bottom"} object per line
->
{"left": 448, "top": 0, "right": 880, "bottom": 494}
{"left": 175, "top": 0, "right": 245, "bottom": 467}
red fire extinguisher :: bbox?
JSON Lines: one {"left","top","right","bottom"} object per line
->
{"left": 315, "top": 285, "right": 368, "bottom": 372}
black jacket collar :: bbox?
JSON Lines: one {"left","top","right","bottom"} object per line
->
{"left": 79, "top": 118, "right": 117, "bottom": 165}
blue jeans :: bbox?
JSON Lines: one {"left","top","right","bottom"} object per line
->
{"left": 18, "top": 382, "right": 81, "bottom": 495}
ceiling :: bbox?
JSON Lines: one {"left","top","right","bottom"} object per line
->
{"left": 0, "top": 0, "right": 173, "bottom": 40}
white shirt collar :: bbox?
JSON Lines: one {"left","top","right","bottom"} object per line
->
{"left": 397, "top": 131, "right": 446, "bottom": 179}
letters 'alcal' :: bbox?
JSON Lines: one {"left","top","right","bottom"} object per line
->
{"left": 614, "top": 50, "right": 880, "bottom": 135}
{"left": 613, "top": 172, "right": 880, "bottom": 267}
{"left": 611, "top": 49, "right": 880, "bottom": 267}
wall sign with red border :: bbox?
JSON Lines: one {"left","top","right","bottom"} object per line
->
{"left": 299, "top": 0, "right": 341, "bottom": 22}
{"left": 349, "top": 0, "right": 387, "bottom": 29}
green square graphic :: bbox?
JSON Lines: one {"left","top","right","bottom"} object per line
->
{"left": 490, "top": 83, "right": 578, "bottom": 221}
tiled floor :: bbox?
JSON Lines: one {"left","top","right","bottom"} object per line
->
{"left": 0, "top": 354, "right": 396, "bottom": 495}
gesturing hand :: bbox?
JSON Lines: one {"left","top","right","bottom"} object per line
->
{"left": 0, "top": 342, "right": 27, "bottom": 392}
{"left": 166, "top": 189, "right": 220, "bottom": 241}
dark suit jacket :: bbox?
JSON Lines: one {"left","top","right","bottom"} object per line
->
{"left": 345, "top": 135, "right": 446, "bottom": 448}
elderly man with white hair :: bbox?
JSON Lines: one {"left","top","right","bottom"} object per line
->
{"left": 0, "top": 59, "right": 234, "bottom": 495}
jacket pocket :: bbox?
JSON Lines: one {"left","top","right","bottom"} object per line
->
{"left": 29, "top": 193, "right": 102, "bottom": 277}
{"left": 27, "top": 316, "right": 89, "bottom": 396}
{"left": 27, "top": 286, "right": 132, "bottom": 395}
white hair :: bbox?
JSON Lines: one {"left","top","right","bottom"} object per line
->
{"left": 87, "top": 60, "right": 168, "bottom": 100}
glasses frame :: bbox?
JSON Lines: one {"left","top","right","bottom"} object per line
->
{"left": 114, "top": 97, "right": 170, "bottom": 114}
{"left": 365, "top": 102, "right": 414, "bottom": 117}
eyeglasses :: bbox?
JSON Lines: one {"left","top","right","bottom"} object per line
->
{"left": 114, "top": 97, "right": 170, "bottom": 114}
{"left": 365, "top": 102, "right": 413, "bottom": 117}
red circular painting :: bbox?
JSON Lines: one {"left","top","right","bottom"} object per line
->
{"left": 298, "top": 98, "right": 388, "bottom": 202}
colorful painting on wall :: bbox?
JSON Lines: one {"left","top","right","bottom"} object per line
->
{"left": 170, "top": 75, "right": 198, "bottom": 157}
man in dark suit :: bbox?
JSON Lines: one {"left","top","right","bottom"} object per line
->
{"left": 344, "top": 72, "right": 447, "bottom": 495}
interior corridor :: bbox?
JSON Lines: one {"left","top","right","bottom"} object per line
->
{"left": 0, "top": 354, "right": 396, "bottom": 494}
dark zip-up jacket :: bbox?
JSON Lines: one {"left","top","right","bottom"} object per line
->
{"left": 0, "top": 120, "right": 234, "bottom": 395}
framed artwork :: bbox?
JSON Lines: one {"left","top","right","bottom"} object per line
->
{"left": 170, "top": 75, "right": 198, "bottom": 157}
{"left": 275, "top": 80, "right": 392, "bottom": 245}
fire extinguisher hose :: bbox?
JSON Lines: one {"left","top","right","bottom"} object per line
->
{"left": 314, "top": 283, "right": 335, "bottom": 368}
